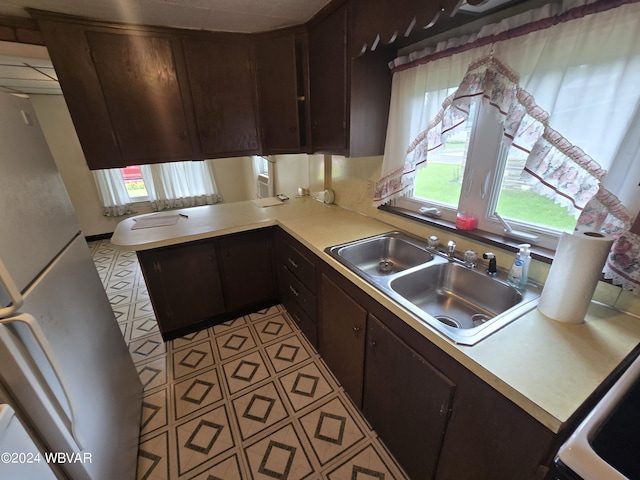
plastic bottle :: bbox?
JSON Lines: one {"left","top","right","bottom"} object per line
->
{"left": 506, "top": 244, "right": 531, "bottom": 289}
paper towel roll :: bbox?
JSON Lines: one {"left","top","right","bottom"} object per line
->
{"left": 538, "top": 230, "right": 614, "bottom": 323}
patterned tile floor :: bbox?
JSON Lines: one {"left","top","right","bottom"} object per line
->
{"left": 88, "top": 239, "right": 409, "bottom": 480}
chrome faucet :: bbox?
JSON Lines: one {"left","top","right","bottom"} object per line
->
{"left": 427, "top": 237, "right": 476, "bottom": 269}
{"left": 446, "top": 240, "right": 456, "bottom": 260}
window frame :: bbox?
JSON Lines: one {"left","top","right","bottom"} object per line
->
{"left": 394, "top": 99, "right": 574, "bottom": 251}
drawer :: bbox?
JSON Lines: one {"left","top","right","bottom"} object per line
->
{"left": 283, "top": 297, "right": 317, "bottom": 348}
{"left": 280, "top": 264, "right": 316, "bottom": 322}
{"left": 279, "top": 239, "right": 316, "bottom": 292}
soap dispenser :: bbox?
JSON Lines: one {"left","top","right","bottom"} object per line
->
{"left": 507, "top": 244, "right": 531, "bottom": 289}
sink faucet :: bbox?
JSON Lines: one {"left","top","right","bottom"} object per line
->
{"left": 447, "top": 240, "right": 456, "bottom": 260}
{"left": 427, "top": 236, "right": 477, "bottom": 269}
{"left": 483, "top": 252, "right": 498, "bottom": 276}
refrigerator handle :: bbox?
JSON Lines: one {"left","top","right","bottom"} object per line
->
{"left": 0, "top": 258, "right": 23, "bottom": 319}
{"left": 0, "top": 313, "right": 84, "bottom": 450}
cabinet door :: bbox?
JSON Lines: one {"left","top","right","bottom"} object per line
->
{"left": 364, "top": 314, "right": 456, "bottom": 480}
{"left": 86, "top": 30, "right": 195, "bottom": 163}
{"left": 182, "top": 38, "right": 260, "bottom": 156}
{"left": 35, "top": 18, "right": 122, "bottom": 170}
{"left": 138, "top": 241, "right": 225, "bottom": 336}
{"left": 217, "top": 229, "right": 276, "bottom": 313}
{"left": 256, "top": 33, "right": 301, "bottom": 153}
{"left": 308, "top": 4, "right": 348, "bottom": 153}
{"left": 319, "top": 273, "right": 367, "bottom": 407}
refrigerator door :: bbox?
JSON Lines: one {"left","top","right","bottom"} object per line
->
{"left": 0, "top": 92, "right": 79, "bottom": 295}
{"left": 0, "top": 404, "right": 58, "bottom": 480}
{"left": 0, "top": 236, "right": 142, "bottom": 480}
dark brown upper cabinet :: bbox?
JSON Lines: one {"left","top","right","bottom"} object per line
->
{"left": 34, "top": 16, "right": 123, "bottom": 170}
{"left": 308, "top": 3, "right": 394, "bottom": 157}
{"left": 182, "top": 36, "right": 261, "bottom": 157}
{"left": 308, "top": 4, "right": 348, "bottom": 154}
{"left": 255, "top": 29, "right": 310, "bottom": 154}
{"left": 86, "top": 30, "right": 196, "bottom": 164}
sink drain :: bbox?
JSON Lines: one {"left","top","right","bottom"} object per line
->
{"left": 471, "top": 313, "right": 492, "bottom": 327}
{"left": 435, "top": 315, "right": 462, "bottom": 328}
{"left": 377, "top": 260, "right": 394, "bottom": 274}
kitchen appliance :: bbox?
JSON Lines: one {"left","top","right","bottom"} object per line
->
{"left": 0, "top": 91, "right": 142, "bottom": 479}
{"left": 552, "top": 352, "right": 640, "bottom": 480}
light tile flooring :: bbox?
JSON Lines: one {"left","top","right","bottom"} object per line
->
{"left": 88, "top": 239, "right": 409, "bottom": 480}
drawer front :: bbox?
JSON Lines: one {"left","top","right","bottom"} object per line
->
{"left": 280, "top": 240, "right": 316, "bottom": 292}
{"left": 280, "top": 264, "right": 316, "bottom": 322}
{"left": 283, "top": 297, "right": 318, "bottom": 348}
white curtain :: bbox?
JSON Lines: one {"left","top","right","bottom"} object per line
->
{"left": 377, "top": 0, "right": 640, "bottom": 292}
{"left": 140, "top": 160, "right": 222, "bottom": 211}
{"left": 92, "top": 169, "right": 136, "bottom": 217}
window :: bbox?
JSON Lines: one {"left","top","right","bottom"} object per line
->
{"left": 120, "top": 165, "right": 149, "bottom": 201}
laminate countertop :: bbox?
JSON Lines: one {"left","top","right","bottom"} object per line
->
{"left": 111, "top": 197, "right": 640, "bottom": 434}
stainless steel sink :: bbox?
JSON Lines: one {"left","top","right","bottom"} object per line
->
{"left": 325, "top": 231, "right": 541, "bottom": 345}
{"left": 389, "top": 262, "right": 524, "bottom": 328}
{"left": 389, "top": 262, "right": 540, "bottom": 343}
{"left": 326, "top": 232, "right": 434, "bottom": 278}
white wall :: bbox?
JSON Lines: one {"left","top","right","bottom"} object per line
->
{"left": 272, "top": 154, "right": 310, "bottom": 200}
{"left": 30, "top": 95, "right": 256, "bottom": 237}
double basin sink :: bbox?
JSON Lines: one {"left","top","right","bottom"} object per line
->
{"left": 325, "top": 231, "right": 541, "bottom": 345}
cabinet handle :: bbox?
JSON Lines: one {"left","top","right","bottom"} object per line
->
{"left": 292, "top": 312, "right": 300, "bottom": 324}
{"left": 369, "top": 340, "right": 376, "bottom": 348}
{"left": 353, "top": 326, "right": 361, "bottom": 333}
{"left": 287, "top": 257, "right": 299, "bottom": 269}
{"left": 289, "top": 285, "right": 299, "bottom": 297}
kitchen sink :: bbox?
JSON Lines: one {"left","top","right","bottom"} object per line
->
{"left": 325, "top": 231, "right": 541, "bottom": 345}
{"left": 389, "top": 262, "right": 541, "bottom": 344}
{"left": 326, "top": 231, "right": 434, "bottom": 278}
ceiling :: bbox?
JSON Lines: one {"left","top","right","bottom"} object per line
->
{"left": 0, "top": 0, "right": 333, "bottom": 95}
{"left": 0, "top": 0, "right": 333, "bottom": 33}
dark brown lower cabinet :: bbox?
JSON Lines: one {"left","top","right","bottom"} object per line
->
{"left": 319, "top": 272, "right": 367, "bottom": 407}
{"left": 218, "top": 229, "right": 276, "bottom": 312}
{"left": 138, "top": 228, "right": 277, "bottom": 340}
{"left": 364, "top": 314, "right": 456, "bottom": 480}
{"left": 138, "top": 239, "right": 225, "bottom": 338}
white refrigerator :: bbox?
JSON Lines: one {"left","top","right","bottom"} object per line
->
{"left": 0, "top": 92, "right": 142, "bottom": 479}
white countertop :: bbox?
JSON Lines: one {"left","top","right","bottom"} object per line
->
{"left": 112, "top": 198, "right": 640, "bottom": 433}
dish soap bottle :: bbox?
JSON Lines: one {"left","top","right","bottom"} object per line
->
{"left": 507, "top": 244, "right": 531, "bottom": 289}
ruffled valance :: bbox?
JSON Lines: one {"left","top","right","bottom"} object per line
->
{"left": 398, "top": 55, "right": 610, "bottom": 218}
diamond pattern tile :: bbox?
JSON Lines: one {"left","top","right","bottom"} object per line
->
{"left": 172, "top": 340, "right": 215, "bottom": 379}
{"left": 245, "top": 423, "right": 314, "bottom": 480}
{"left": 173, "top": 367, "right": 223, "bottom": 420}
{"left": 233, "top": 382, "right": 288, "bottom": 440}
{"left": 175, "top": 405, "right": 235, "bottom": 476}
{"left": 222, "top": 350, "right": 270, "bottom": 395}
{"left": 88, "top": 238, "right": 409, "bottom": 480}
{"left": 215, "top": 326, "right": 257, "bottom": 360}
